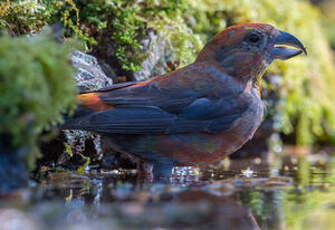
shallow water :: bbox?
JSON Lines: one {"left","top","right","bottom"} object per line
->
{"left": 1, "top": 150, "right": 335, "bottom": 230}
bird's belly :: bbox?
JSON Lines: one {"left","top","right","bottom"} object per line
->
{"left": 145, "top": 99, "right": 264, "bottom": 164}
{"left": 144, "top": 123, "right": 260, "bottom": 164}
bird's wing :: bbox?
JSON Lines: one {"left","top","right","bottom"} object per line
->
{"left": 64, "top": 87, "right": 251, "bottom": 134}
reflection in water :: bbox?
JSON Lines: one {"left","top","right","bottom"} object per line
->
{"left": 1, "top": 152, "right": 335, "bottom": 230}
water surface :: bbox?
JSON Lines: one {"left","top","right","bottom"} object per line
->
{"left": 1, "top": 150, "right": 335, "bottom": 230}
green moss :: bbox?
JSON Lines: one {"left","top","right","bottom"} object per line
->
{"left": 0, "top": 32, "right": 76, "bottom": 168}
{"left": 107, "top": 0, "right": 146, "bottom": 72}
{"left": 99, "top": 0, "right": 200, "bottom": 72}
{"left": 148, "top": 14, "right": 203, "bottom": 68}
{"left": 0, "top": 0, "right": 199, "bottom": 72}
{"left": 0, "top": 0, "right": 49, "bottom": 35}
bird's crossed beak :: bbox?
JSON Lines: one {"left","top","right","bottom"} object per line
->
{"left": 270, "top": 30, "right": 307, "bottom": 60}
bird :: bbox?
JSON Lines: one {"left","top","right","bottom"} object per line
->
{"left": 63, "top": 23, "right": 306, "bottom": 181}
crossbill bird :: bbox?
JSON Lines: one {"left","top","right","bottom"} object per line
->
{"left": 63, "top": 23, "right": 306, "bottom": 181}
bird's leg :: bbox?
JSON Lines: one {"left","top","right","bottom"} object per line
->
{"left": 136, "top": 160, "right": 153, "bottom": 183}
{"left": 152, "top": 161, "right": 174, "bottom": 183}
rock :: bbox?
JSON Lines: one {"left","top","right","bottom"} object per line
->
{"left": 71, "top": 50, "right": 113, "bottom": 92}
{"left": 61, "top": 51, "right": 114, "bottom": 168}
{"left": 40, "top": 51, "right": 115, "bottom": 170}
{"left": 133, "top": 30, "right": 172, "bottom": 81}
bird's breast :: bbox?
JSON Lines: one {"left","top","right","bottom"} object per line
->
{"left": 226, "top": 90, "right": 264, "bottom": 150}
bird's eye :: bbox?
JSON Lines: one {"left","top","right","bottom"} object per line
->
{"left": 248, "top": 34, "right": 260, "bottom": 43}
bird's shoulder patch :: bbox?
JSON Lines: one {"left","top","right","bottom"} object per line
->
{"left": 77, "top": 93, "right": 113, "bottom": 111}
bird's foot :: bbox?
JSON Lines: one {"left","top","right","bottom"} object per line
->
{"left": 136, "top": 160, "right": 174, "bottom": 183}
{"left": 136, "top": 161, "right": 153, "bottom": 183}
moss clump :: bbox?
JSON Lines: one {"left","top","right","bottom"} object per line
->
{"left": 107, "top": 0, "right": 146, "bottom": 72}
{"left": 0, "top": 0, "right": 49, "bottom": 35}
{"left": 0, "top": 0, "right": 200, "bottom": 73}
{"left": 73, "top": 0, "right": 199, "bottom": 72}
{"left": 147, "top": 10, "right": 203, "bottom": 70}
{"left": 0, "top": 32, "right": 76, "bottom": 168}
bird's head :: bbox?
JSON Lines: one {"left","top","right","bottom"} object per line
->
{"left": 196, "top": 23, "right": 306, "bottom": 82}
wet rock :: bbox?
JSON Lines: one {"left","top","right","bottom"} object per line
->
{"left": 63, "top": 51, "right": 118, "bottom": 166}
{"left": 62, "top": 130, "right": 102, "bottom": 166}
{"left": 64, "top": 50, "right": 114, "bottom": 159}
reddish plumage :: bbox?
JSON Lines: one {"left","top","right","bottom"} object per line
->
{"left": 64, "top": 23, "right": 306, "bottom": 181}
{"left": 77, "top": 93, "right": 112, "bottom": 111}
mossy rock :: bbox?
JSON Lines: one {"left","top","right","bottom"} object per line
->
{"left": 0, "top": 32, "right": 76, "bottom": 168}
